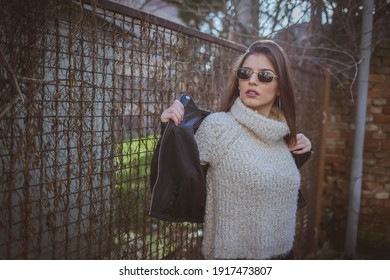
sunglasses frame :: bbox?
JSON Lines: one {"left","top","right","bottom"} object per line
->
{"left": 236, "top": 67, "right": 278, "bottom": 83}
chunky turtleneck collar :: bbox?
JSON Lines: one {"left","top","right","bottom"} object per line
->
{"left": 229, "top": 98, "right": 289, "bottom": 144}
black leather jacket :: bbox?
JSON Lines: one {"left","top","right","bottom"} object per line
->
{"left": 149, "top": 94, "right": 310, "bottom": 223}
{"left": 149, "top": 94, "right": 210, "bottom": 223}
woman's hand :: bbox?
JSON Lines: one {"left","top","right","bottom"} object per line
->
{"left": 161, "top": 99, "right": 185, "bottom": 126}
{"left": 289, "top": 133, "right": 312, "bottom": 154}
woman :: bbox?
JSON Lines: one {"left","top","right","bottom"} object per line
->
{"left": 161, "top": 40, "right": 312, "bottom": 259}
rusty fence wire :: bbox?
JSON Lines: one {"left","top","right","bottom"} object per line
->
{"left": 0, "top": 0, "right": 324, "bottom": 259}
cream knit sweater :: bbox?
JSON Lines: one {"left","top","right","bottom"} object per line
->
{"left": 194, "top": 98, "right": 301, "bottom": 260}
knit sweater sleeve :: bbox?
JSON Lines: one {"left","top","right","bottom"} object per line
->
{"left": 194, "top": 112, "right": 229, "bottom": 165}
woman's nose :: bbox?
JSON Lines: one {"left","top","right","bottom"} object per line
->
{"left": 248, "top": 72, "right": 258, "bottom": 84}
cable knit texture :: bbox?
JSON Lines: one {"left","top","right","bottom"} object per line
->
{"left": 194, "top": 98, "right": 301, "bottom": 259}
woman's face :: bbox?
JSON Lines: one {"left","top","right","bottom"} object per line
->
{"left": 238, "top": 53, "right": 279, "bottom": 117}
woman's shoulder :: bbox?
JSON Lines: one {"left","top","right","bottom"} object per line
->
{"left": 203, "top": 111, "right": 232, "bottom": 125}
{"left": 196, "top": 111, "right": 232, "bottom": 137}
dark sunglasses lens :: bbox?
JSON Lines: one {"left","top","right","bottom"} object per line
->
{"left": 236, "top": 68, "right": 252, "bottom": 79}
{"left": 258, "top": 71, "right": 274, "bottom": 83}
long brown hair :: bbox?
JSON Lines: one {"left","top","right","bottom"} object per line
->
{"left": 220, "top": 40, "right": 297, "bottom": 146}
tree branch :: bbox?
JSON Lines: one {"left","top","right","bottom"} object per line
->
{"left": 0, "top": 47, "right": 25, "bottom": 118}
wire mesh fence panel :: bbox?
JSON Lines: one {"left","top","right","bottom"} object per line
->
{"left": 0, "top": 0, "right": 324, "bottom": 259}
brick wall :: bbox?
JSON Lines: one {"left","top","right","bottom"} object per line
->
{"left": 322, "top": 41, "right": 390, "bottom": 258}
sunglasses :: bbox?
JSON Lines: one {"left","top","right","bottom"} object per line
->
{"left": 236, "top": 67, "right": 278, "bottom": 83}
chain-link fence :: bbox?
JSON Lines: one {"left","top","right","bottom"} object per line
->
{"left": 0, "top": 0, "right": 325, "bottom": 259}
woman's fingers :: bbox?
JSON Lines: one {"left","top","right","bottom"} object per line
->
{"left": 289, "top": 133, "right": 312, "bottom": 154}
{"left": 160, "top": 99, "right": 185, "bottom": 126}
{"left": 170, "top": 102, "right": 184, "bottom": 126}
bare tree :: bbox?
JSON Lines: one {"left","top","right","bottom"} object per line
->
{"left": 129, "top": 0, "right": 389, "bottom": 95}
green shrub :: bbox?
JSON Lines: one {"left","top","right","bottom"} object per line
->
{"left": 114, "top": 136, "right": 157, "bottom": 231}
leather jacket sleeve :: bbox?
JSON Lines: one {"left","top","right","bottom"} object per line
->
{"left": 293, "top": 150, "right": 313, "bottom": 209}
